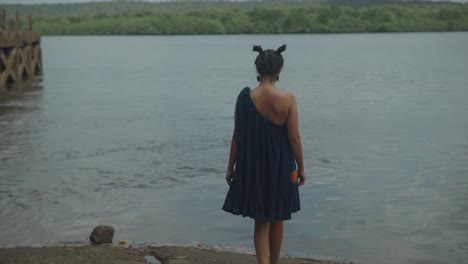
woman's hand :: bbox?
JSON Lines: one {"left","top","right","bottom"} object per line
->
{"left": 298, "top": 170, "right": 306, "bottom": 186}
{"left": 226, "top": 169, "right": 234, "bottom": 186}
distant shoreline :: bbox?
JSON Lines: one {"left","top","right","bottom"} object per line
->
{"left": 1, "top": 1, "right": 467, "bottom": 35}
{"left": 37, "top": 31, "right": 468, "bottom": 37}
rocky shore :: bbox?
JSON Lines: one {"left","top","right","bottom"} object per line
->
{"left": 0, "top": 225, "right": 349, "bottom": 264}
{"left": 0, "top": 244, "right": 347, "bottom": 264}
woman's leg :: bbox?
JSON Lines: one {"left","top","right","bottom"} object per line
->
{"left": 254, "top": 220, "right": 270, "bottom": 264}
{"left": 269, "top": 221, "right": 284, "bottom": 264}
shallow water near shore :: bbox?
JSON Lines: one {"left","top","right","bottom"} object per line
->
{"left": 1, "top": 33, "right": 468, "bottom": 264}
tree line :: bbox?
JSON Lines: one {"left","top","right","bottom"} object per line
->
{"left": 5, "top": 3, "right": 468, "bottom": 35}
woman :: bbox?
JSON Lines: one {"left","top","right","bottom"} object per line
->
{"left": 222, "top": 44, "right": 306, "bottom": 264}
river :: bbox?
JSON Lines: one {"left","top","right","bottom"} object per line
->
{"left": 1, "top": 33, "right": 467, "bottom": 264}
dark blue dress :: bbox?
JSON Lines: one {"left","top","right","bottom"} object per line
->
{"left": 222, "top": 87, "right": 300, "bottom": 221}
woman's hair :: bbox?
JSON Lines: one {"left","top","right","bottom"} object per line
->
{"left": 253, "top": 44, "right": 286, "bottom": 77}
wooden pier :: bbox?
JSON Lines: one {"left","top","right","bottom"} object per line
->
{"left": 0, "top": 9, "right": 43, "bottom": 91}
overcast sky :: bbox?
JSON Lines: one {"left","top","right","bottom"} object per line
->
{"left": 0, "top": 0, "right": 162, "bottom": 3}
{"left": 1, "top": 0, "right": 467, "bottom": 4}
{"left": 4, "top": 0, "right": 166, "bottom": 3}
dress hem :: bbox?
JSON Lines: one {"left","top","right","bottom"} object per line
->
{"left": 222, "top": 206, "right": 300, "bottom": 222}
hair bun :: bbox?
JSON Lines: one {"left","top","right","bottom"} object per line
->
{"left": 276, "top": 44, "right": 286, "bottom": 54}
{"left": 253, "top": 45, "right": 263, "bottom": 53}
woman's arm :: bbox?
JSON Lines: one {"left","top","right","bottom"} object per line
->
{"left": 287, "top": 94, "right": 306, "bottom": 186}
{"left": 226, "top": 101, "right": 238, "bottom": 186}
{"left": 227, "top": 131, "right": 238, "bottom": 172}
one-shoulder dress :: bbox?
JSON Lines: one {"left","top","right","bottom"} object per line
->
{"left": 222, "top": 87, "right": 300, "bottom": 221}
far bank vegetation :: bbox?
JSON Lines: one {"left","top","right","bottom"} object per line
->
{"left": 4, "top": 1, "right": 468, "bottom": 35}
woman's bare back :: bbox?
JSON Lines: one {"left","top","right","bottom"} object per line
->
{"left": 249, "top": 86, "right": 293, "bottom": 127}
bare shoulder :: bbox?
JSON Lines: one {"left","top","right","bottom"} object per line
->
{"left": 278, "top": 90, "right": 296, "bottom": 105}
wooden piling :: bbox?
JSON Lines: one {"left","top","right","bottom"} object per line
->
{"left": 15, "top": 10, "right": 20, "bottom": 30}
{"left": 0, "top": 9, "right": 42, "bottom": 90}
{"left": 28, "top": 13, "right": 32, "bottom": 31}
{"left": 0, "top": 9, "right": 5, "bottom": 30}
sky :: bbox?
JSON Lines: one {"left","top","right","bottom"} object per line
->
{"left": 0, "top": 0, "right": 162, "bottom": 3}
{"left": 0, "top": 0, "right": 467, "bottom": 4}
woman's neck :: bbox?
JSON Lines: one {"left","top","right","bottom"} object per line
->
{"left": 258, "top": 75, "right": 277, "bottom": 88}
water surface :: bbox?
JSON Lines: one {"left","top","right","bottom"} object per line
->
{"left": 1, "top": 33, "right": 468, "bottom": 264}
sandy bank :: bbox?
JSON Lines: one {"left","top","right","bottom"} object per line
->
{"left": 0, "top": 244, "right": 347, "bottom": 264}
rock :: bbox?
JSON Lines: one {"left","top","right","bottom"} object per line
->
{"left": 89, "top": 225, "right": 114, "bottom": 244}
